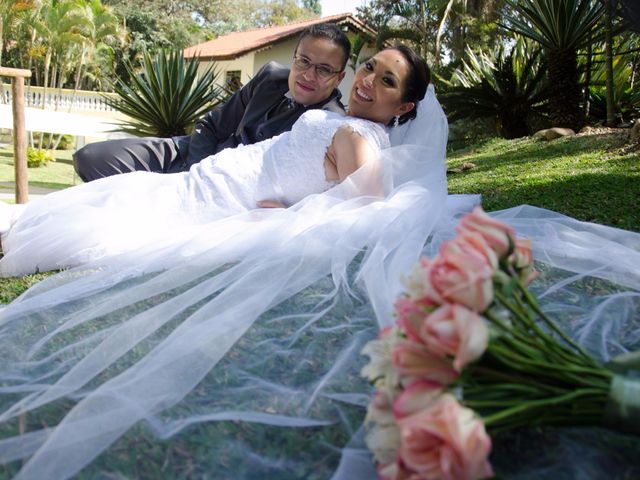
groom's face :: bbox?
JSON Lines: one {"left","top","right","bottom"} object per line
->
{"left": 288, "top": 36, "right": 346, "bottom": 106}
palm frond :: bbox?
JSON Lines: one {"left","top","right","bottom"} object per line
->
{"left": 502, "top": 0, "right": 605, "bottom": 50}
{"left": 104, "top": 50, "right": 225, "bottom": 137}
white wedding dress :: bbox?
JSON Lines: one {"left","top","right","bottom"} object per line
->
{"left": 0, "top": 110, "right": 388, "bottom": 276}
{"left": 0, "top": 87, "right": 638, "bottom": 480}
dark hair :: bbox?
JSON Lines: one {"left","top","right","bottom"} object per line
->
{"left": 295, "top": 23, "right": 351, "bottom": 71}
{"left": 385, "top": 45, "right": 431, "bottom": 125}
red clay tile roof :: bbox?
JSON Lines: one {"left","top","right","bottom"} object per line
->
{"left": 183, "top": 13, "right": 377, "bottom": 60}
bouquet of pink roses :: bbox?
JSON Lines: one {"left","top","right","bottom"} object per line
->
{"left": 361, "top": 206, "right": 640, "bottom": 480}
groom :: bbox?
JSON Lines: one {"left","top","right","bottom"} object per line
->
{"left": 74, "top": 23, "right": 350, "bottom": 182}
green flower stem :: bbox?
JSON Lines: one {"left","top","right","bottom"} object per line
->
{"left": 495, "top": 288, "right": 602, "bottom": 370}
{"left": 484, "top": 310, "right": 555, "bottom": 356}
{"left": 516, "top": 281, "right": 597, "bottom": 366}
{"left": 488, "top": 343, "right": 610, "bottom": 381}
{"left": 493, "top": 290, "right": 575, "bottom": 359}
{"left": 470, "top": 366, "right": 567, "bottom": 395}
{"left": 507, "top": 289, "right": 594, "bottom": 369}
{"left": 483, "top": 388, "right": 606, "bottom": 428}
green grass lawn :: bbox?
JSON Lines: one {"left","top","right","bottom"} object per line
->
{"left": 0, "top": 146, "right": 78, "bottom": 195}
{"left": 447, "top": 131, "right": 639, "bottom": 231}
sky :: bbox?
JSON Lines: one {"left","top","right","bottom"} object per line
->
{"left": 319, "top": 0, "right": 369, "bottom": 17}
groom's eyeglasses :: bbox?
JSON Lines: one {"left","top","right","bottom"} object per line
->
{"left": 292, "top": 55, "right": 342, "bottom": 79}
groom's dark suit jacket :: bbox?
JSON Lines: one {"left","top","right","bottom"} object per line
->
{"left": 173, "top": 61, "right": 345, "bottom": 168}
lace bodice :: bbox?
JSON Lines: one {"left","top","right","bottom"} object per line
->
{"left": 185, "top": 110, "right": 390, "bottom": 212}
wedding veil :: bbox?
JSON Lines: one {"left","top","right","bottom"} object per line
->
{"left": 0, "top": 86, "right": 639, "bottom": 479}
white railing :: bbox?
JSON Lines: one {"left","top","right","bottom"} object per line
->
{"left": 1, "top": 83, "right": 120, "bottom": 116}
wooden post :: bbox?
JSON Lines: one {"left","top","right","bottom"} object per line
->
{"left": 0, "top": 66, "right": 32, "bottom": 204}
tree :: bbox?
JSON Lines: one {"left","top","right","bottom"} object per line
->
{"left": 356, "top": 0, "right": 506, "bottom": 68}
{"left": 253, "top": 0, "right": 318, "bottom": 27}
{"left": 71, "top": 0, "right": 122, "bottom": 91}
{"left": 502, "top": 0, "right": 605, "bottom": 130}
{"left": 30, "top": 0, "right": 92, "bottom": 91}
{"left": 603, "top": 0, "right": 615, "bottom": 126}
{"left": 441, "top": 39, "right": 550, "bottom": 138}
{"left": 302, "top": 0, "right": 320, "bottom": 16}
{"left": 435, "top": 0, "right": 506, "bottom": 68}
{"left": 0, "top": 0, "right": 37, "bottom": 66}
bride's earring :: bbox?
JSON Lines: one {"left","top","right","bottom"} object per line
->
{"left": 393, "top": 115, "right": 400, "bottom": 127}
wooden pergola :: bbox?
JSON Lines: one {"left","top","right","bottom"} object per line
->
{"left": 0, "top": 66, "right": 31, "bottom": 204}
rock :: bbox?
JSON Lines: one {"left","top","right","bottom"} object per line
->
{"left": 546, "top": 128, "right": 576, "bottom": 141}
{"left": 461, "top": 162, "right": 475, "bottom": 171}
{"left": 447, "top": 162, "right": 476, "bottom": 175}
{"left": 629, "top": 119, "right": 640, "bottom": 143}
{"left": 533, "top": 128, "right": 576, "bottom": 141}
{"left": 532, "top": 129, "right": 548, "bottom": 140}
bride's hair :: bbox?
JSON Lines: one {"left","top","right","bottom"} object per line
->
{"left": 385, "top": 45, "right": 430, "bottom": 125}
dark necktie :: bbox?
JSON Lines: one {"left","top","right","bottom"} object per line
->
{"left": 269, "top": 97, "right": 297, "bottom": 118}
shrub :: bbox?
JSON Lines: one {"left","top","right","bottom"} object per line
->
{"left": 105, "top": 50, "right": 227, "bottom": 137}
{"left": 30, "top": 133, "right": 75, "bottom": 150}
{"left": 27, "top": 148, "right": 55, "bottom": 168}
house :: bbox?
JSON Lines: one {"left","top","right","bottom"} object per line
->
{"left": 182, "top": 13, "right": 380, "bottom": 101}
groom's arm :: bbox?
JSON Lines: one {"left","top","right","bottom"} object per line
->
{"left": 184, "top": 62, "right": 283, "bottom": 164}
{"left": 184, "top": 81, "right": 255, "bottom": 165}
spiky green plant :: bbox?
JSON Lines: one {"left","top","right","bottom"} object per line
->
{"left": 502, "top": 0, "right": 605, "bottom": 130}
{"left": 441, "top": 39, "right": 550, "bottom": 139}
{"left": 105, "top": 50, "right": 225, "bottom": 137}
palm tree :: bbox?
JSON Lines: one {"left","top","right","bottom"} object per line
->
{"left": 71, "top": 0, "right": 121, "bottom": 91}
{"left": 30, "top": 0, "right": 92, "bottom": 91}
{"left": 441, "top": 39, "right": 550, "bottom": 138}
{"left": 502, "top": 0, "right": 605, "bottom": 130}
{"left": 435, "top": 0, "right": 506, "bottom": 66}
{"left": 0, "top": 0, "right": 37, "bottom": 66}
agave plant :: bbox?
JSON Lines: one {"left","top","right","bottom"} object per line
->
{"left": 502, "top": 0, "right": 605, "bottom": 130}
{"left": 105, "top": 50, "right": 226, "bottom": 137}
{"left": 440, "top": 39, "right": 550, "bottom": 139}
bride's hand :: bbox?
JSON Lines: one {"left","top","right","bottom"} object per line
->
{"left": 257, "top": 200, "right": 286, "bottom": 209}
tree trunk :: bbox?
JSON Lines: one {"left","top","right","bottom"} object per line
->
{"left": 583, "top": 37, "right": 592, "bottom": 118}
{"left": 547, "top": 48, "right": 583, "bottom": 130}
{"left": 604, "top": 0, "right": 616, "bottom": 127}
{"left": 0, "top": 21, "right": 4, "bottom": 67}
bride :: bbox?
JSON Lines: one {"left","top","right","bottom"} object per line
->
{"left": 0, "top": 45, "right": 426, "bottom": 277}
{"left": 0, "top": 46, "right": 639, "bottom": 478}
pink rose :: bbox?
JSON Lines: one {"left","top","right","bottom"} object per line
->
{"left": 393, "top": 379, "right": 443, "bottom": 419}
{"left": 457, "top": 206, "right": 516, "bottom": 257}
{"left": 395, "top": 297, "right": 429, "bottom": 343}
{"left": 422, "top": 239, "right": 495, "bottom": 312}
{"left": 397, "top": 394, "right": 494, "bottom": 480}
{"left": 392, "top": 340, "right": 458, "bottom": 385}
{"left": 419, "top": 304, "right": 489, "bottom": 372}
{"left": 453, "top": 231, "right": 498, "bottom": 270}
{"left": 509, "top": 238, "right": 538, "bottom": 286}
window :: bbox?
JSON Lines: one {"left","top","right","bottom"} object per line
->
{"left": 225, "top": 70, "right": 242, "bottom": 92}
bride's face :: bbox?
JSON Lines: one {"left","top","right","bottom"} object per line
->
{"left": 348, "top": 49, "right": 415, "bottom": 125}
